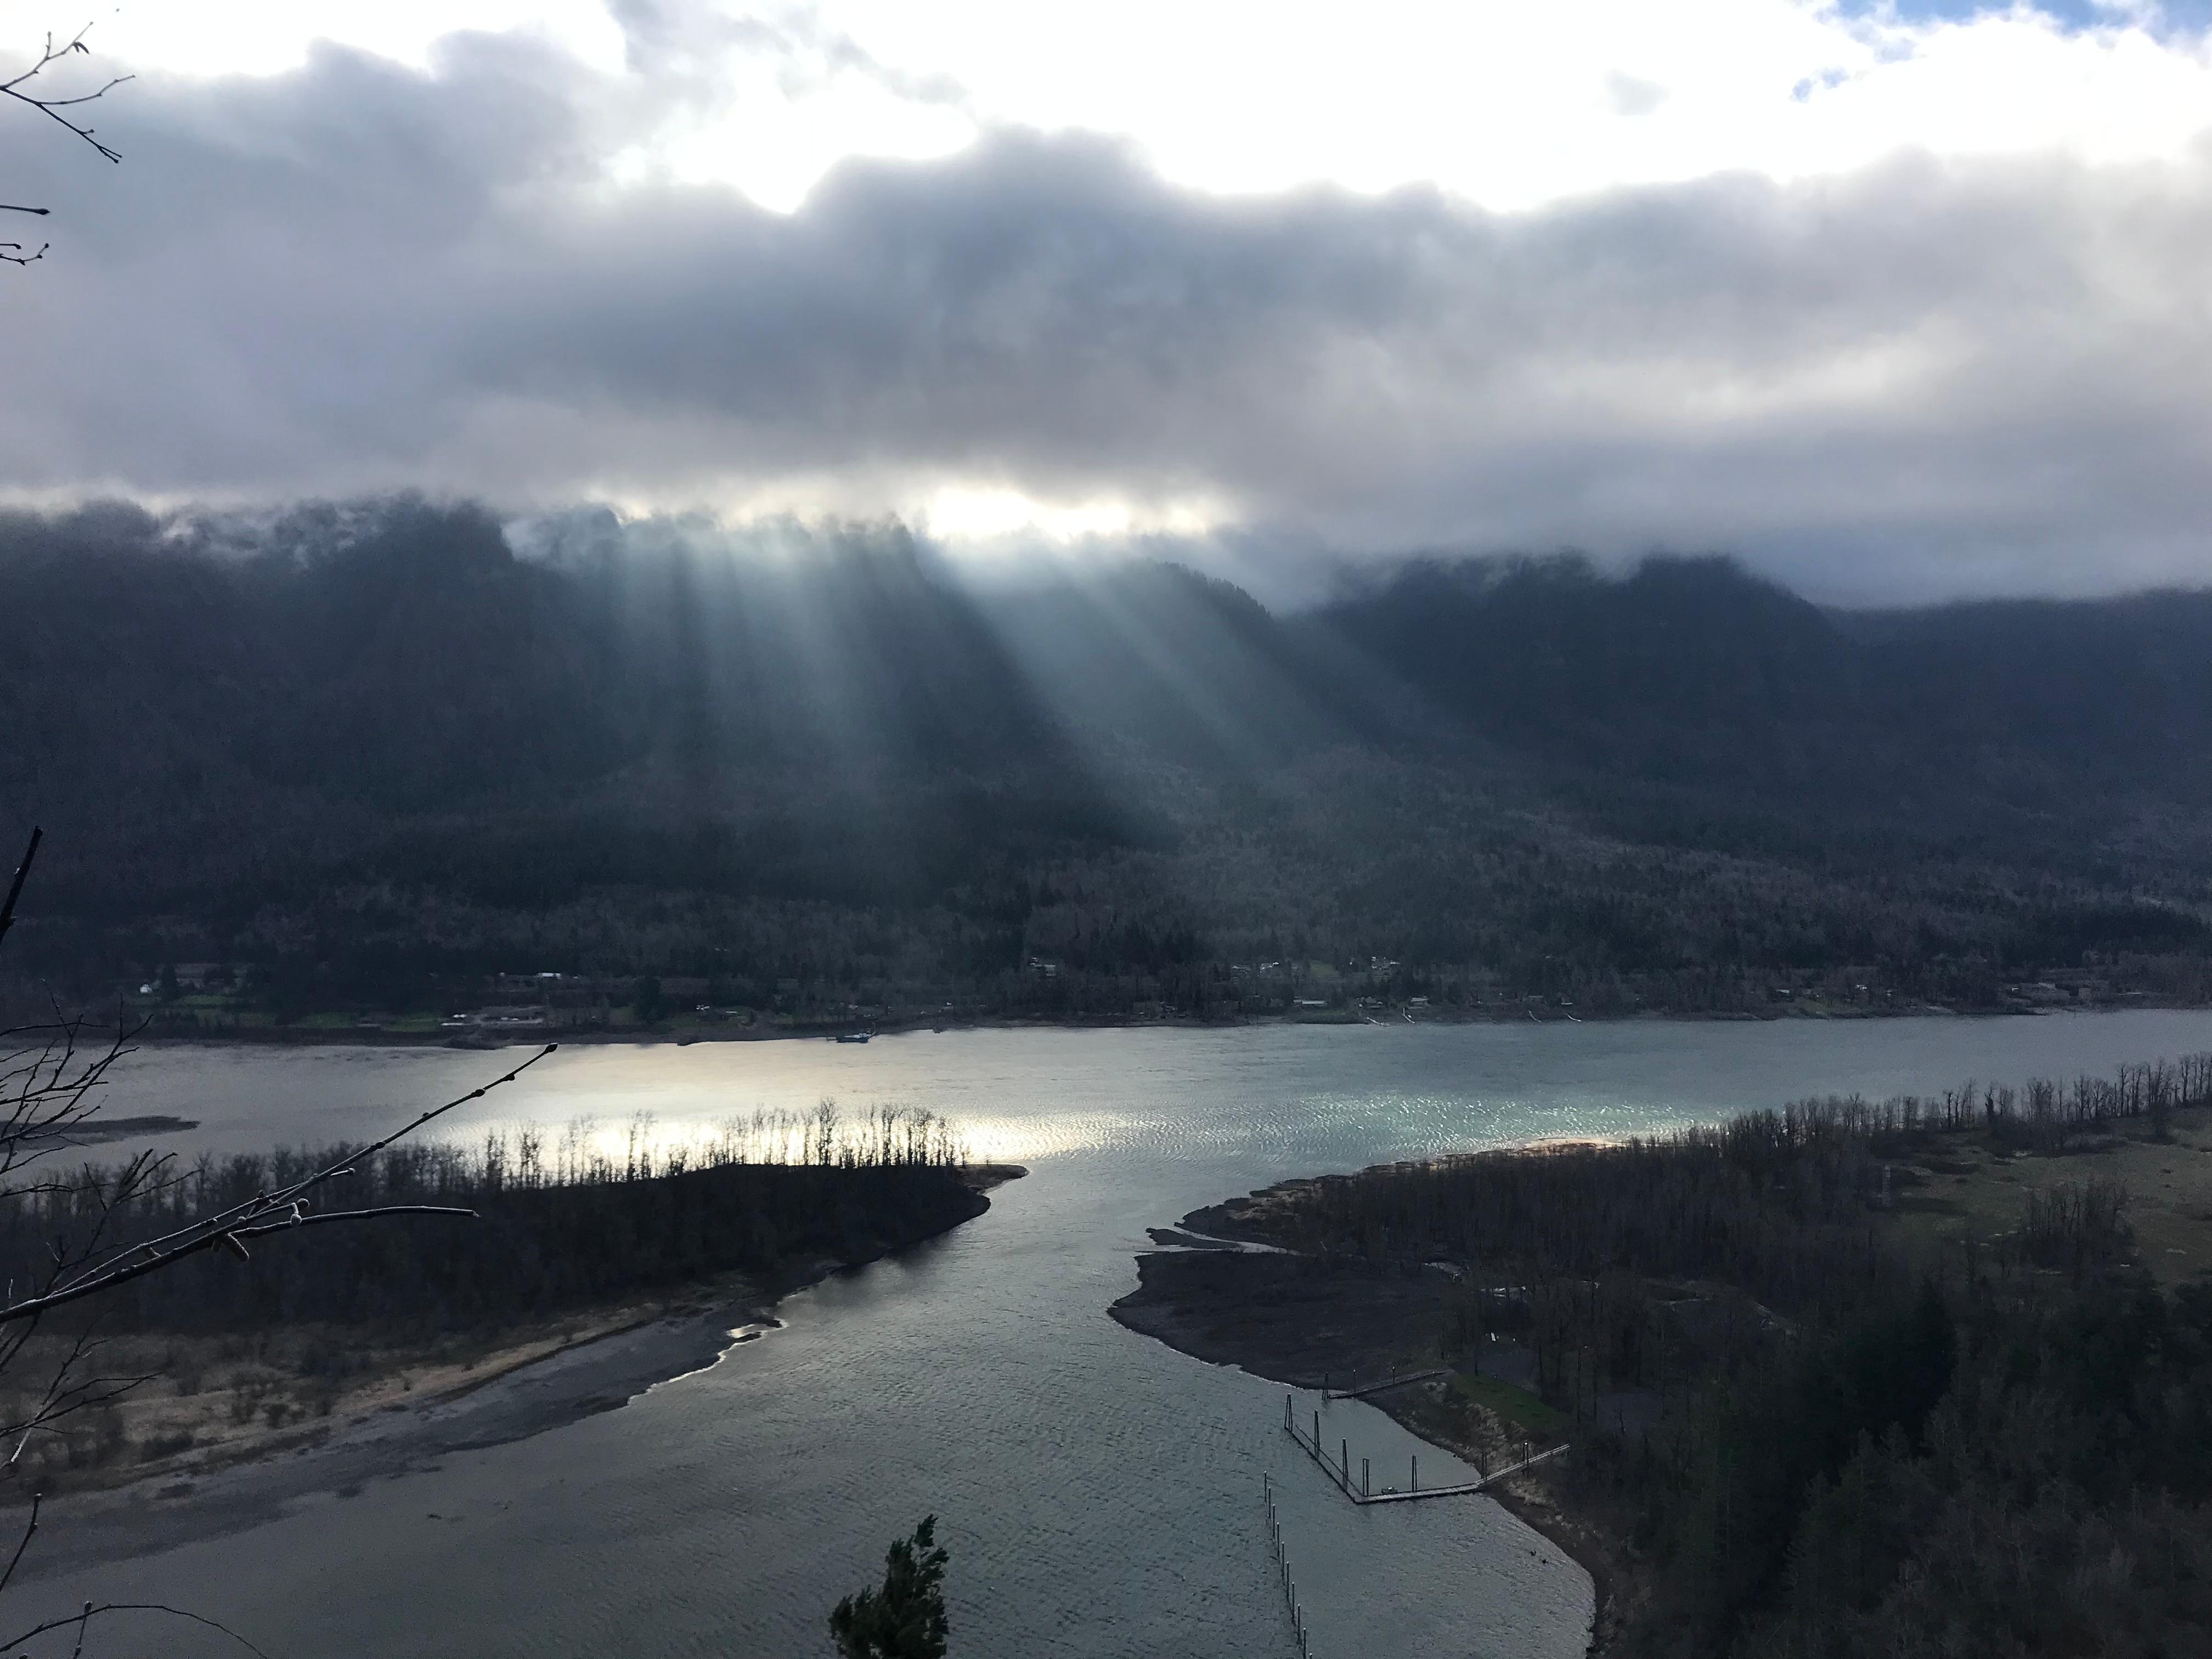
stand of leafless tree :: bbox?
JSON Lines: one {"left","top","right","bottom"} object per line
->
{"left": 1222, "top": 1054, "right": 2212, "bottom": 1657}
{"left": 0, "top": 829, "right": 550, "bottom": 1652}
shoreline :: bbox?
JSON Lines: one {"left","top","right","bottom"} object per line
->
{"left": 108, "top": 998, "right": 2161, "bottom": 1052}
{"left": 12, "top": 1165, "right": 1025, "bottom": 1580}
{"left": 1110, "top": 1217, "right": 1618, "bottom": 1652}
{"left": 1112, "top": 1090, "right": 2212, "bottom": 1658}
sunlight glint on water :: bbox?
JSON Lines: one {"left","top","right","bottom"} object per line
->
{"left": 44, "top": 1010, "right": 2212, "bottom": 1658}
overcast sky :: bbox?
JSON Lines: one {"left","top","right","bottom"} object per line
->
{"left": 12, "top": 1, "right": 2212, "bottom": 602}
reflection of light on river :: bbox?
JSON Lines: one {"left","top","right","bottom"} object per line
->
{"left": 504, "top": 1103, "right": 1176, "bottom": 1169}
{"left": 48, "top": 1012, "right": 2212, "bottom": 1658}
{"left": 944, "top": 1113, "right": 1114, "bottom": 1163}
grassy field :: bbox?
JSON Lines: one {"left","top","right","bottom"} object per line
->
{"left": 1884, "top": 1101, "right": 2212, "bottom": 1284}
{"left": 1452, "top": 1369, "right": 1571, "bottom": 1436}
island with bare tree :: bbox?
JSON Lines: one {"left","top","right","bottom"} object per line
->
{"left": 0, "top": 952, "right": 1014, "bottom": 1596}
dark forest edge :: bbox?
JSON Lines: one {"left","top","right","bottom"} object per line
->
{"left": 0, "top": 1103, "right": 1019, "bottom": 1492}
{"left": 1113, "top": 1053, "right": 2212, "bottom": 1658}
{"left": 17, "top": 498, "right": 2212, "bottom": 1026}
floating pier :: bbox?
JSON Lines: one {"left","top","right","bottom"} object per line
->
{"left": 1325, "top": 1368, "right": 1448, "bottom": 1401}
{"left": 1283, "top": 1391, "right": 1568, "bottom": 1505}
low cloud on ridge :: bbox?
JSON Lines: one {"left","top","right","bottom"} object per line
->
{"left": 12, "top": 19, "right": 2212, "bottom": 603}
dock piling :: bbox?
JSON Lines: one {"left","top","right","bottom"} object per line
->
{"left": 1282, "top": 1388, "right": 1560, "bottom": 1507}
{"left": 1264, "top": 1473, "right": 1312, "bottom": 1657}
{"left": 1324, "top": 1367, "right": 1448, "bottom": 1402}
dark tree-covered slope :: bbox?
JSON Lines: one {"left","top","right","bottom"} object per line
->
{"left": 9, "top": 499, "right": 2212, "bottom": 1016}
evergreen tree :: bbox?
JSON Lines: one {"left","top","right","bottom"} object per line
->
{"left": 828, "top": 1517, "right": 950, "bottom": 1659}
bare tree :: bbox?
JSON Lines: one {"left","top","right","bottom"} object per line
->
{"left": 0, "top": 826, "right": 554, "bottom": 1652}
{"left": 3, "top": 22, "right": 130, "bottom": 266}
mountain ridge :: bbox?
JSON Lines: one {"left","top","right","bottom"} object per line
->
{"left": 8, "top": 498, "right": 2212, "bottom": 1018}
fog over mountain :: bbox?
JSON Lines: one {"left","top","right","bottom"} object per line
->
{"left": 21, "top": 4, "right": 2212, "bottom": 1012}
{"left": 17, "top": 3, "right": 2212, "bottom": 601}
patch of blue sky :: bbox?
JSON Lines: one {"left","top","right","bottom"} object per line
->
{"left": 1835, "top": 0, "right": 2212, "bottom": 31}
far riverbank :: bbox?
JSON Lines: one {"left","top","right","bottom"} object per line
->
{"left": 103, "top": 995, "right": 2174, "bottom": 1053}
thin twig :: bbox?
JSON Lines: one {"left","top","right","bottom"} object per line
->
{"left": 1, "top": 29, "right": 130, "bottom": 164}
{"left": 0, "top": 828, "right": 41, "bottom": 949}
{"left": 0, "top": 1600, "right": 274, "bottom": 1657}
{"left": 230, "top": 1204, "right": 478, "bottom": 1240}
{"left": 0, "top": 1046, "right": 555, "bottom": 1323}
{"left": 0, "top": 1490, "right": 38, "bottom": 1599}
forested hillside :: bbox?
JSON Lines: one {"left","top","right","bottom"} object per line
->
{"left": 9, "top": 497, "right": 2212, "bottom": 1023}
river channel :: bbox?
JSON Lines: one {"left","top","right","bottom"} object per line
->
{"left": 21, "top": 1009, "right": 2212, "bottom": 1657}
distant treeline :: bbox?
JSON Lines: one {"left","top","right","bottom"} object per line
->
{"left": 0, "top": 1105, "right": 980, "bottom": 1335}
{"left": 1231, "top": 1053, "right": 2212, "bottom": 1658}
{"left": 1270, "top": 1056, "right": 2212, "bottom": 1293}
{"left": 13, "top": 498, "right": 2212, "bottom": 1016}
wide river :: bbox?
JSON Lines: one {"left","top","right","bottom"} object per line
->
{"left": 24, "top": 1009, "right": 2212, "bottom": 1658}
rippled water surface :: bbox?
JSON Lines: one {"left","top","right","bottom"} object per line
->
{"left": 37, "top": 1011, "right": 2212, "bottom": 1657}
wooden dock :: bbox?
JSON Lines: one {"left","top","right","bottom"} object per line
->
{"left": 1325, "top": 1368, "right": 1447, "bottom": 1401}
{"left": 1283, "top": 1392, "right": 1567, "bottom": 1505}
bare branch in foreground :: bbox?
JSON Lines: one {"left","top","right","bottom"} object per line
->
{"left": 0, "top": 827, "right": 42, "bottom": 950}
{"left": 0, "top": 1045, "right": 556, "bottom": 1324}
{"left": 229, "top": 1204, "right": 478, "bottom": 1240}
{"left": 1, "top": 29, "right": 130, "bottom": 166}
{"left": 0, "top": 1490, "right": 39, "bottom": 1600}
{"left": 0, "top": 1598, "right": 273, "bottom": 1657}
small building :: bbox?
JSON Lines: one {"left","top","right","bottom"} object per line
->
{"left": 442, "top": 1004, "right": 551, "bottom": 1030}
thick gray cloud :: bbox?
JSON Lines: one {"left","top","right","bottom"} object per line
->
{"left": 13, "top": 32, "right": 2212, "bottom": 601}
